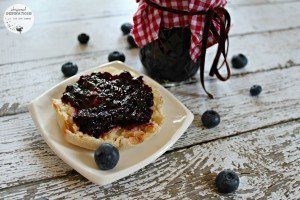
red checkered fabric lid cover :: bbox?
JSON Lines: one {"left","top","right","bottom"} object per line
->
{"left": 132, "top": 0, "right": 227, "bottom": 62}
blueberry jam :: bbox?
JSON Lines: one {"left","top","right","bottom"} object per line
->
{"left": 61, "top": 71, "right": 154, "bottom": 138}
{"left": 140, "top": 27, "right": 199, "bottom": 82}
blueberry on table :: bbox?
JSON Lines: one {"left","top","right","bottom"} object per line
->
{"left": 108, "top": 51, "right": 126, "bottom": 62}
{"left": 61, "top": 62, "right": 78, "bottom": 77}
{"left": 77, "top": 33, "right": 90, "bottom": 44}
{"left": 201, "top": 110, "right": 220, "bottom": 128}
{"left": 250, "top": 85, "right": 262, "bottom": 96}
{"left": 215, "top": 170, "right": 239, "bottom": 193}
{"left": 94, "top": 143, "right": 120, "bottom": 170}
{"left": 231, "top": 54, "right": 248, "bottom": 69}
{"left": 121, "top": 23, "right": 133, "bottom": 35}
{"left": 127, "top": 35, "right": 138, "bottom": 48}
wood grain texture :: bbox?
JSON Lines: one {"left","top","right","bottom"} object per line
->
{"left": 1, "top": 27, "right": 299, "bottom": 116}
{"left": 0, "top": 0, "right": 137, "bottom": 28}
{"left": 1, "top": 66, "right": 299, "bottom": 189}
{"left": 1, "top": 1, "right": 300, "bottom": 117}
{"left": 229, "top": 0, "right": 298, "bottom": 6}
{"left": 1, "top": 0, "right": 300, "bottom": 198}
{"left": 0, "top": 0, "right": 294, "bottom": 29}
{"left": 1, "top": 120, "right": 299, "bottom": 199}
{"left": 1, "top": 1, "right": 300, "bottom": 66}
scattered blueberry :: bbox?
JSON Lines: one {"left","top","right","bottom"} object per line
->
{"left": 121, "top": 23, "right": 133, "bottom": 35}
{"left": 94, "top": 143, "right": 119, "bottom": 170}
{"left": 108, "top": 51, "right": 126, "bottom": 62}
{"left": 77, "top": 33, "right": 90, "bottom": 44}
{"left": 231, "top": 54, "right": 248, "bottom": 69}
{"left": 201, "top": 110, "right": 220, "bottom": 128}
{"left": 250, "top": 85, "right": 262, "bottom": 96}
{"left": 61, "top": 62, "right": 78, "bottom": 77}
{"left": 127, "top": 35, "right": 138, "bottom": 48}
{"left": 215, "top": 170, "right": 239, "bottom": 193}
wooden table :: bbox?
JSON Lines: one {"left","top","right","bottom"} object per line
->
{"left": 1, "top": 0, "right": 299, "bottom": 199}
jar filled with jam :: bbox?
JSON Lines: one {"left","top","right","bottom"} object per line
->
{"left": 132, "top": 0, "right": 231, "bottom": 97}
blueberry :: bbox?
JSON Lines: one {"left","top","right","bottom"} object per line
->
{"left": 201, "top": 110, "right": 220, "bottom": 128}
{"left": 77, "top": 33, "right": 90, "bottom": 44}
{"left": 127, "top": 35, "right": 138, "bottom": 48}
{"left": 94, "top": 143, "right": 119, "bottom": 170}
{"left": 215, "top": 170, "right": 239, "bottom": 193}
{"left": 231, "top": 54, "right": 248, "bottom": 69}
{"left": 250, "top": 85, "right": 262, "bottom": 96}
{"left": 108, "top": 51, "right": 126, "bottom": 62}
{"left": 61, "top": 62, "right": 78, "bottom": 77}
{"left": 121, "top": 23, "right": 133, "bottom": 35}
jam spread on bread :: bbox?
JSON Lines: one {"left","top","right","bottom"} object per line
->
{"left": 61, "top": 71, "right": 154, "bottom": 138}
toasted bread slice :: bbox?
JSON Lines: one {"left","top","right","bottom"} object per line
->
{"left": 52, "top": 72, "right": 163, "bottom": 150}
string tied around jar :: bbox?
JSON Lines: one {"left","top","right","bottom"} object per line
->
{"left": 144, "top": 0, "right": 231, "bottom": 98}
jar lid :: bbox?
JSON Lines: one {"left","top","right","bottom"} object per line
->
{"left": 132, "top": 0, "right": 227, "bottom": 61}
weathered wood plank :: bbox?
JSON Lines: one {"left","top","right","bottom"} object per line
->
{"left": 1, "top": 27, "right": 299, "bottom": 116}
{"left": 1, "top": 120, "right": 299, "bottom": 199}
{"left": 229, "top": 0, "right": 298, "bottom": 6}
{"left": 1, "top": 1, "right": 300, "bottom": 66}
{"left": 0, "top": 0, "right": 137, "bottom": 28}
{"left": 229, "top": 1, "right": 300, "bottom": 36}
{"left": 1, "top": 66, "right": 299, "bottom": 189}
{"left": 1, "top": 0, "right": 299, "bottom": 198}
{"left": 0, "top": 0, "right": 294, "bottom": 29}
{"left": 0, "top": 114, "right": 71, "bottom": 189}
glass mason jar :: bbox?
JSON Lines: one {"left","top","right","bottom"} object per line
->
{"left": 139, "top": 27, "right": 199, "bottom": 82}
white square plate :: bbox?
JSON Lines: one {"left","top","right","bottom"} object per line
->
{"left": 28, "top": 61, "right": 194, "bottom": 186}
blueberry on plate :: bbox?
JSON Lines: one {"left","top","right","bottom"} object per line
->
{"left": 250, "top": 85, "right": 262, "bottom": 96}
{"left": 127, "top": 35, "right": 138, "bottom": 48}
{"left": 215, "top": 170, "right": 239, "bottom": 193}
{"left": 121, "top": 23, "right": 133, "bottom": 35}
{"left": 94, "top": 143, "right": 119, "bottom": 170}
{"left": 108, "top": 51, "right": 126, "bottom": 62}
{"left": 231, "top": 54, "right": 248, "bottom": 69}
{"left": 77, "top": 33, "right": 90, "bottom": 44}
{"left": 201, "top": 110, "right": 220, "bottom": 128}
{"left": 61, "top": 62, "right": 78, "bottom": 77}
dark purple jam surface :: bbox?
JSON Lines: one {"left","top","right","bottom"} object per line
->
{"left": 61, "top": 71, "right": 154, "bottom": 138}
{"left": 140, "top": 27, "right": 199, "bottom": 82}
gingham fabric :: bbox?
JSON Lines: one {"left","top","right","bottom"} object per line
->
{"left": 132, "top": 0, "right": 227, "bottom": 62}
